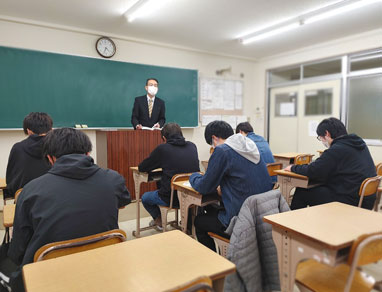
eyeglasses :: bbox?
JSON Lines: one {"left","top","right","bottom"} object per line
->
{"left": 147, "top": 83, "right": 158, "bottom": 87}
{"left": 317, "top": 136, "right": 322, "bottom": 141}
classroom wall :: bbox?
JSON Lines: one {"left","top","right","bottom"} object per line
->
{"left": 252, "top": 28, "right": 382, "bottom": 163}
{"left": 0, "top": 17, "right": 257, "bottom": 177}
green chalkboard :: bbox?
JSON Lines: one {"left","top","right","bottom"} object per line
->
{"left": 0, "top": 46, "right": 198, "bottom": 128}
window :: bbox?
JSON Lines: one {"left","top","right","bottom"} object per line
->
{"left": 275, "top": 92, "right": 297, "bottom": 117}
{"left": 305, "top": 89, "right": 332, "bottom": 115}
{"left": 347, "top": 75, "right": 382, "bottom": 140}
{"left": 270, "top": 67, "right": 300, "bottom": 84}
{"left": 303, "top": 59, "right": 341, "bottom": 78}
{"left": 350, "top": 50, "right": 382, "bottom": 72}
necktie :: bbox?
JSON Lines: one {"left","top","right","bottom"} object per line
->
{"left": 148, "top": 98, "right": 153, "bottom": 118}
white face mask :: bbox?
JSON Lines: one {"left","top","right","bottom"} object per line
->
{"left": 322, "top": 140, "right": 330, "bottom": 148}
{"left": 147, "top": 86, "right": 158, "bottom": 96}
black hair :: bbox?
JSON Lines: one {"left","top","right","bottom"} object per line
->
{"left": 204, "top": 120, "right": 234, "bottom": 145}
{"left": 316, "top": 117, "right": 347, "bottom": 139}
{"left": 146, "top": 78, "right": 159, "bottom": 85}
{"left": 161, "top": 123, "right": 183, "bottom": 139}
{"left": 23, "top": 112, "right": 53, "bottom": 135}
{"left": 43, "top": 128, "right": 92, "bottom": 158}
{"left": 235, "top": 122, "right": 253, "bottom": 134}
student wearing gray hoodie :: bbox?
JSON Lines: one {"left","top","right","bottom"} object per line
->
{"left": 190, "top": 121, "right": 273, "bottom": 251}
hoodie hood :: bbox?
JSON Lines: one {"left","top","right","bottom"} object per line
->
{"left": 224, "top": 133, "right": 260, "bottom": 164}
{"left": 332, "top": 134, "right": 366, "bottom": 150}
{"left": 49, "top": 154, "right": 100, "bottom": 180}
{"left": 23, "top": 135, "right": 45, "bottom": 158}
{"left": 166, "top": 134, "right": 186, "bottom": 146}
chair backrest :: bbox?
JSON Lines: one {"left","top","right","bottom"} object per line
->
{"left": 14, "top": 188, "right": 23, "bottom": 203}
{"left": 344, "top": 232, "right": 382, "bottom": 292}
{"left": 266, "top": 162, "right": 283, "bottom": 176}
{"left": 169, "top": 173, "right": 193, "bottom": 208}
{"left": 376, "top": 163, "right": 382, "bottom": 176}
{"left": 358, "top": 176, "right": 381, "bottom": 207}
{"left": 294, "top": 154, "right": 313, "bottom": 165}
{"left": 166, "top": 275, "right": 214, "bottom": 292}
{"left": 34, "top": 229, "right": 127, "bottom": 262}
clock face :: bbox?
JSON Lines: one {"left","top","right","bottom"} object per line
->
{"left": 96, "top": 37, "right": 116, "bottom": 58}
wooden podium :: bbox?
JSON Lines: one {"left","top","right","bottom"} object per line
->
{"left": 107, "top": 130, "right": 163, "bottom": 200}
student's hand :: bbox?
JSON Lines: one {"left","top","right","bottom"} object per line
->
{"left": 284, "top": 165, "right": 292, "bottom": 172}
{"left": 153, "top": 123, "right": 160, "bottom": 129}
{"left": 217, "top": 186, "right": 222, "bottom": 196}
{"left": 136, "top": 124, "right": 142, "bottom": 130}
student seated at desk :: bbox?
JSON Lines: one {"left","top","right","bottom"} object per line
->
{"left": 6, "top": 112, "right": 53, "bottom": 197}
{"left": 284, "top": 117, "right": 376, "bottom": 210}
{"left": 1, "top": 128, "right": 131, "bottom": 292}
{"left": 236, "top": 121, "right": 276, "bottom": 183}
{"left": 139, "top": 123, "right": 199, "bottom": 230}
{"left": 189, "top": 121, "right": 273, "bottom": 251}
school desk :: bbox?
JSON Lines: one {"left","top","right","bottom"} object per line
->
{"left": 273, "top": 152, "right": 312, "bottom": 168}
{"left": 172, "top": 181, "right": 220, "bottom": 238}
{"left": 130, "top": 166, "right": 162, "bottom": 237}
{"left": 263, "top": 202, "right": 382, "bottom": 292}
{"left": 23, "top": 230, "right": 236, "bottom": 292}
{"left": 273, "top": 170, "right": 321, "bottom": 204}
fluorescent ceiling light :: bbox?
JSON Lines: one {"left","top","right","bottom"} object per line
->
{"left": 239, "top": 0, "right": 382, "bottom": 45}
{"left": 240, "top": 23, "right": 300, "bottom": 44}
{"left": 124, "top": 0, "right": 170, "bottom": 22}
{"left": 305, "top": 0, "right": 382, "bottom": 24}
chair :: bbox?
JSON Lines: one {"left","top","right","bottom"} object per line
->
{"left": 166, "top": 275, "right": 214, "bottom": 292}
{"left": 267, "top": 162, "right": 282, "bottom": 189}
{"left": 14, "top": 188, "right": 23, "bottom": 203}
{"left": 33, "top": 229, "right": 127, "bottom": 262}
{"left": 159, "top": 173, "right": 192, "bottom": 232}
{"left": 207, "top": 232, "right": 230, "bottom": 258}
{"left": 375, "top": 163, "right": 382, "bottom": 211}
{"left": 358, "top": 176, "right": 382, "bottom": 209}
{"left": 294, "top": 154, "right": 314, "bottom": 165}
{"left": 295, "top": 232, "right": 382, "bottom": 292}
{"left": 266, "top": 162, "right": 283, "bottom": 176}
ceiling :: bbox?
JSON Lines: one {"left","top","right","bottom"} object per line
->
{"left": 1, "top": 0, "right": 381, "bottom": 60}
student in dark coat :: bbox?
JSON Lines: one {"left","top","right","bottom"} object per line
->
{"left": 284, "top": 117, "right": 376, "bottom": 210}
{"left": 3, "top": 128, "right": 131, "bottom": 292}
{"left": 6, "top": 112, "right": 53, "bottom": 197}
{"left": 139, "top": 123, "right": 200, "bottom": 230}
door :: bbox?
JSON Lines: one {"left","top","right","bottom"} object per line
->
{"left": 269, "top": 80, "right": 341, "bottom": 155}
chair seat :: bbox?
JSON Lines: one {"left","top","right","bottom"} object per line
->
{"left": 296, "top": 260, "right": 375, "bottom": 292}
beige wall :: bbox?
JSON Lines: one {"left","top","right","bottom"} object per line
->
{"left": 253, "top": 28, "right": 382, "bottom": 163}
{"left": 1, "top": 18, "right": 381, "bottom": 178}
{"left": 0, "top": 18, "right": 256, "bottom": 177}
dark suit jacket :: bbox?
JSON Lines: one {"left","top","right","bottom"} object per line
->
{"left": 131, "top": 95, "right": 166, "bottom": 128}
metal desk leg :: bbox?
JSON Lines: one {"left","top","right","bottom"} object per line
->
{"left": 132, "top": 172, "right": 143, "bottom": 238}
{"left": 178, "top": 190, "right": 193, "bottom": 235}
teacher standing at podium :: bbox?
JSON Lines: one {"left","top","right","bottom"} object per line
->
{"left": 131, "top": 78, "right": 166, "bottom": 130}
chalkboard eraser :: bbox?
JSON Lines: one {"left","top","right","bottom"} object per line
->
{"left": 81, "top": 124, "right": 88, "bottom": 128}
{"left": 75, "top": 124, "right": 81, "bottom": 128}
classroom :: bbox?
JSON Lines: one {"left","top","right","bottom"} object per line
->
{"left": 0, "top": 0, "right": 381, "bottom": 291}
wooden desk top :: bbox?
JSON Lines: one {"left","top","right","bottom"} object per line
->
{"left": 274, "top": 170, "right": 309, "bottom": 180}
{"left": 23, "top": 230, "right": 236, "bottom": 292}
{"left": 264, "top": 202, "right": 382, "bottom": 249}
{"left": 0, "top": 178, "right": 6, "bottom": 189}
{"left": 130, "top": 166, "right": 162, "bottom": 173}
{"left": 273, "top": 152, "right": 304, "bottom": 159}
{"left": 173, "top": 180, "right": 200, "bottom": 194}
{"left": 3, "top": 204, "right": 15, "bottom": 228}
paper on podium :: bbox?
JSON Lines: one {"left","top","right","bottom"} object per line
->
{"left": 141, "top": 126, "right": 161, "bottom": 131}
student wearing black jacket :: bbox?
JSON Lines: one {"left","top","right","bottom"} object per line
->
{"left": 6, "top": 112, "right": 53, "bottom": 197}
{"left": 3, "top": 128, "right": 131, "bottom": 292}
{"left": 139, "top": 123, "right": 199, "bottom": 230}
{"left": 284, "top": 118, "right": 376, "bottom": 210}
